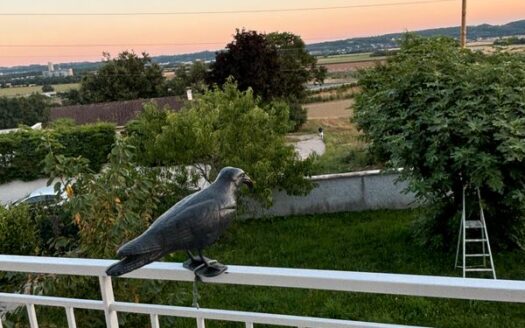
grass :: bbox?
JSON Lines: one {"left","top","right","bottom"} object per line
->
{"left": 316, "top": 53, "right": 385, "bottom": 65}
{"left": 299, "top": 118, "right": 378, "bottom": 174}
{"left": 117, "top": 209, "right": 525, "bottom": 327}
{"left": 19, "top": 210, "right": 525, "bottom": 327}
{"left": 0, "top": 83, "right": 79, "bottom": 97}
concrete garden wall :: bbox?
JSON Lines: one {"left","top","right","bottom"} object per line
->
{"left": 0, "top": 170, "right": 418, "bottom": 217}
{"left": 244, "top": 170, "right": 417, "bottom": 218}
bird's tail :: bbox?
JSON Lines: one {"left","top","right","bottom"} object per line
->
{"left": 106, "top": 251, "right": 161, "bottom": 276}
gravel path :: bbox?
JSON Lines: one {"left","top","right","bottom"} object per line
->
{"left": 293, "top": 134, "right": 326, "bottom": 160}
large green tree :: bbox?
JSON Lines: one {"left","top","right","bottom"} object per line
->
{"left": 207, "top": 29, "right": 281, "bottom": 101}
{"left": 129, "top": 81, "right": 314, "bottom": 205}
{"left": 76, "top": 51, "right": 165, "bottom": 104}
{"left": 207, "top": 29, "right": 322, "bottom": 130}
{"left": 207, "top": 29, "right": 323, "bottom": 102}
{"left": 353, "top": 35, "right": 525, "bottom": 249}
{"left": 0, "top": 94, "right": 49, "bottom": 129}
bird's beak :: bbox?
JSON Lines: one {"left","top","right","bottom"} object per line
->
{"left": 242, "top": 175, "right": 254, "bottom": 190}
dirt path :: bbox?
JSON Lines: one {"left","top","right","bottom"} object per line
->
{"left": 290, "top": 134, "right": 326, "bottom": 160}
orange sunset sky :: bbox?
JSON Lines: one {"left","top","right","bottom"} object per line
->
{"left": 0, "top": 0, "right": 523, "bottom": 67}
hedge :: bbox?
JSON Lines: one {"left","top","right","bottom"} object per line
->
{"left": 0, "top": 123, "right": 115, "bottom": 183}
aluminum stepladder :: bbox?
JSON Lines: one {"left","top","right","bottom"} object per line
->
{"left": 455, "top": 187, "right": 497, "bottom": 279}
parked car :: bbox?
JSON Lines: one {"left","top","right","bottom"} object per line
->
{"left": 11, "top": 185, "right": 67, "bottom": 207}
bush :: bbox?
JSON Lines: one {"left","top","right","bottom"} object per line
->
{"left": 27, "top": 139, "right": 194, "bottom": 327}
{"left": 353, "top": 35, "right": 525, "bottom": 249}
{"left": 288, "top": 101, "right": 307, "bottom": 132}
{"left": 0, "top": 205, "right": 39, "bottom": 255}
{"left": 0, "top": 123, "right": 115, "bottom": 183}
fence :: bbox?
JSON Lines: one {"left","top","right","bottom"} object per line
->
{"left": 1, "top": 255, "right": 524, "bottom": 328}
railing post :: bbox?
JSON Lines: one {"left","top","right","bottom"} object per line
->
{"left": 196, "top": 317, "right": 205, "bottom": 328}
{"left": 150, "top": 314, "right": 160, "bottom": 328}
{"left": 99, "top": 276, "right": 119, "bottom": 328}
{"left": 26, "top": 304, "right": 38, "bottom": 328}
{"left": 65, "top": 306, "right": 77, "bottom": 328}
{"left": 245, "top": 322, "right": 254, "bottom": 328}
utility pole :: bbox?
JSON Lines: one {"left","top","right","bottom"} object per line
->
{"left": 460, "top": 0, "right": 467, "bottom": 48}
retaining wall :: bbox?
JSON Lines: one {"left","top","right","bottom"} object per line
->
{"left": 244, "top": 170, "right": 417, "bottom": 218}
{"left": 0, "top": 171, "right": 418, "bottom": 217}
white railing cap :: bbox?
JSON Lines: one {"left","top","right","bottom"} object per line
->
{"left": 1, "top": 255, "right": 524, "bottom": 303}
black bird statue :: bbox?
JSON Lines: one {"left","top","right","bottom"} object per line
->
{"left": 106, "top": 167, "right": 253, "bottom": 278}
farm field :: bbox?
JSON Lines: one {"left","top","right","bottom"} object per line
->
{"left": 305, "top": 99, "right": 353, "bottom": 119}
{"left": 316, "top": 52, "right": 386, "bottom": 64}
{"left": 0, "top": 83, "right": 79, "bottom": 97}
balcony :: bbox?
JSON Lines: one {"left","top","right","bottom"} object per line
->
{"left": 1, "top": 255, "right": 524, "bottom": 328}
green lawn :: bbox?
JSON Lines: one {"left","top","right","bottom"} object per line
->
{"left": 101, "top": 209, "right": 524, "bottom": 328}
{"left": 0, "top": 83, "right": 79, "bottom": 97}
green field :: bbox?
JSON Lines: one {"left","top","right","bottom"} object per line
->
{"left": 316, "top": 53, "right": 385, "bottom": 65}
{"left": 0, "top": 83, "right": 79, "bottom": 97}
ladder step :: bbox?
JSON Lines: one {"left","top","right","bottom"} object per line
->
{"left": 465, "top": 239, "right": 487, "bottom": 242}
{"left": 466, "top": 254, "right": 490, "bottom": 257}
{"left": 465, "top": 268, "right": 494, "bottom": 272}
{"left": 465, "top": 220, "right": 483, "bottom": 228}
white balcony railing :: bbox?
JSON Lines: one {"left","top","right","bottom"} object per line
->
{"left": 1, "top": 255, "right": 524, "bottom": 328}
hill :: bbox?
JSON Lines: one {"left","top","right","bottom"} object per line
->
{"left": 306, "top": 19, "right": 525, "bottom": 55}
{"left": 1, "top": 19, "right": 523, "bottom": 74}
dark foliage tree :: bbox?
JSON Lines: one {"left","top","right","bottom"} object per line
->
{"left": 0, "top": 94, "right": 49, "bottom": 129}
{"left": 41, "top": 84, "right": 54, "bottom": 92}
{"left": 353, "top": 35, "right": 525, "bottom": 249}
{"left": 207, "top": 29, "right": 281, "bottom": 101}
{"left": 75, "top": 51, "right": 165, "bottom": 104}
{"left": 207, "top": 29, "right": 322, "bottom": 130}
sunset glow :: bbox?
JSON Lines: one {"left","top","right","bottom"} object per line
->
{"left": 0, "top": 0, "right": 523, "bottom": 66}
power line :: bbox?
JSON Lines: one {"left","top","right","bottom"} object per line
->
{"left": 0, "top": 0, "right": 455, "bottom": 16}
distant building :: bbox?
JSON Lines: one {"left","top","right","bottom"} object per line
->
{"left": 42, "top": 62, "right": 73, "bottom": 78}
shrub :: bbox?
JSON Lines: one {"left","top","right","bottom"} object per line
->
{"left": 0, "top": 205, "right": 39, "bottom": 255}
{"left": 0, "top": 123, "right": 115, "bottom": 183}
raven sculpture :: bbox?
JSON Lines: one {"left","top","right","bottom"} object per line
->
{"left": 106, "top": 167, "right": 253, "bottom": 277}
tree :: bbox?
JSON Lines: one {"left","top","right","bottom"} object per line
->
{"left": 0, "top": 94, "right": 49, "bottom": 129}
{"left": 75, "top": 51, "right": 165, "bottom": 104}
{"left": 164, "top": 61, "right": 208, "bottom": 97}
{"left": 313, "top": 65, "right": 328, "bottom": 85}
{"left": 207, "top": 29, "right": 321, "bottom": 130}
{"left": 207, "top": 29, "right": 281, "bottom": 101}
{"left": 129, "top": 81, "right": 314, "bottom": 205}
{"left": 353, "top": 35, "right": 525, "bottom": 249}
{"left": 41, "top": 84, "right": 54, "bottom": 92}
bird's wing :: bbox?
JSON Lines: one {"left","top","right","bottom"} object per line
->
{"left": 118, "top": 199, "right": 221, "bottom": 257}
{"left": 154, "top": 198, "right": 221, "bottom": 249}
{"left": 116, "top": 229, "right": 163, "bottom": 257}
